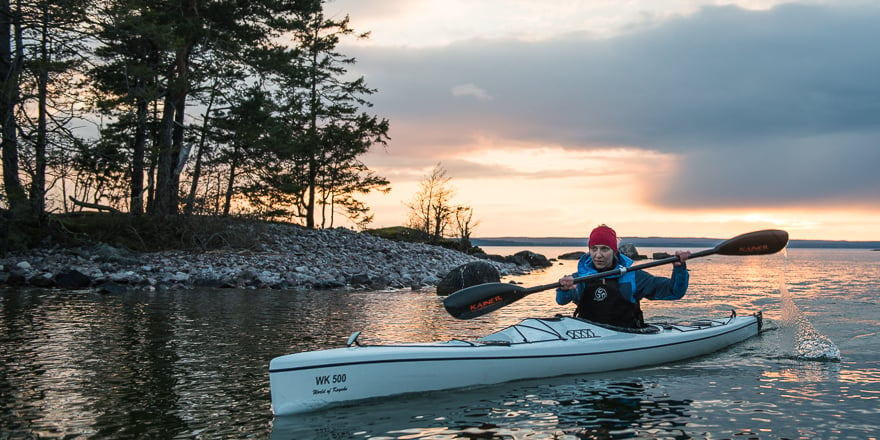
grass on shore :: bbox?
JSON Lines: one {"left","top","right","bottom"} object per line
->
{"left": 1, "top": 211, "right": 477, "bottom": 255}
{"left": 2, "top": 212, "right": 276, "bottom": 253}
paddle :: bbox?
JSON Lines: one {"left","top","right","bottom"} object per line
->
{"left": 443, "top": 229, "right": 789, "bottom": 320}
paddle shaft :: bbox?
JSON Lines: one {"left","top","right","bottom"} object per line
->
{"left": 443, "top": 229, "right": 789, "bottom": 319}
{"left": 518, "top": 249, "right": 708, "bottom": 295}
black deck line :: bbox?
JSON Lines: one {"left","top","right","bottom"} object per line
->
{"left": 268, "top": 319, "right": 757, "bottom": 374}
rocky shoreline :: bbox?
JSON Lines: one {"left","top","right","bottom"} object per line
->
{"left": 0, "top": 224, "right": 532, "bottom": 293}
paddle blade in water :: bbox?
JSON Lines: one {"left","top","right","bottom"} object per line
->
{"left": 443, "top": 283, "right": 527, "bottom": 319}
{"left": 715, "top": 229, "right": 789, "bottom": 256}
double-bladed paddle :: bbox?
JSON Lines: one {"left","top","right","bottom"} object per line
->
{"left": 443, "top": 229, "right": 789, "bottom": 320}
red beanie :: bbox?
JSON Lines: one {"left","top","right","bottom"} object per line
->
{"left": 588, "top": 225, "right": 618, "bottom": 252}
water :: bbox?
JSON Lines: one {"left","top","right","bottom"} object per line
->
{"left": 2, "top": 248, "right": 878, "bottom": 439}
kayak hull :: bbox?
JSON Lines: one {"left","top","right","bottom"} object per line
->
{"left": 269, "top": 312, "right": 761, "bottom": 415}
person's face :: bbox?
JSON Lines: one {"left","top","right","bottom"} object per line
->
{"left": 589, "top": 245, "right": 615, "bottom": 270}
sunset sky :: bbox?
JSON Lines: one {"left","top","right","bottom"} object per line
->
{"left": 324, "top": 0, "right": 880, "bottom": 241}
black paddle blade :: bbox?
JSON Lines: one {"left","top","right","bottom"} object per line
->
{"left": 715, "top": 229, "right": 789, "bottom": 256}
{"left": 443, "top": 282, "right": 527, "bottom": 319}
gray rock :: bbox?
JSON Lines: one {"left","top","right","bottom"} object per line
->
{"left": 5, "top": 270, "right": 26, "bottom": 286}
{"left": 557, "top": 251, "right": 586, "bottom": 260}
{"left": 0, "top": 223, "right": 524, "bottom": 291}
{"left": 97, "top": 282, "right": 127, "bottom": 295}
{"left": 29, "top": 273, "right": 55, "bottom": 288}
{"left": 436, "top": 261, "right": 500, "bottom": 296}
{"left": 348, "top": 273, "right": 371, "bottom": 286}
{"left": 55, "top": 269, "right": 92, "bottom": 289}
{"left": 512, "top": 250, "right": 553, "bottom": 268}
{"left": 369, "top": 276, "right": 389, "bottom": 290}
{"left": 619, "top": 243, "right": 647, "bottom": 260}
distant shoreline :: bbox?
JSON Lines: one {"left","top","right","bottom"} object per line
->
{"left": 472, "top": 237, "right": 880, "bottom": 249}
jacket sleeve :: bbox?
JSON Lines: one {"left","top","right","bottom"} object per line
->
{"left": 556, "top": 284, "right": 583, "bottom": 305}
{"left": 634, "top": 264, "right": 689, "bottom": 300}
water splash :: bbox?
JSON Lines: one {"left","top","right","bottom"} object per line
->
{"left": 779, "top": 248, "right": 841, "bottom": 362}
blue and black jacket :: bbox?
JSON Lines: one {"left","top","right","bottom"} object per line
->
{"left": 556, "top": 253, "right": 689, "bottom": 327}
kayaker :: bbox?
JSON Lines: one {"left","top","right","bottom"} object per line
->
{"left": 557, "top": 225, "right": 691, "bottom": 328}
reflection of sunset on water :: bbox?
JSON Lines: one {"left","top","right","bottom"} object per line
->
{"left": 3, "top": 248, "right": 877, "bottom": 438}
{"left": 761, "top": 362, "right": 880, "bottom": 387}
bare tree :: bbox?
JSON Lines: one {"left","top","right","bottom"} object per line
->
{"left": 406, "top": 163, "right": 479, "bottom": 248}
{"left": 453, "top": 205, "right": 479, "bottom": 249}
{"left": 406, "top": 163, "right": 452, "bottom": 242}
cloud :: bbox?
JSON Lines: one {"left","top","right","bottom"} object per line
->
{"left": 451, "top": 83, "right": 493, "bottom": 101}
{"left": 346, "top": 3, "right": 880, "bottom": 210}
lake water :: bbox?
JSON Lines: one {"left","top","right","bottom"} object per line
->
{"left": 2, "top": 247, "right": 878, "bottom": 439}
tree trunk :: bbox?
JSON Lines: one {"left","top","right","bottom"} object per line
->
{"left": 151, "top": 0, "right": 196, "bottom": 216}
{"left": 222, "top": 148, "right": 238, "bottom": 216}
{"left": 130, "top": 95, "right": 147, "bottom": 214}
{"left": 0, "top": 0, "right": 28, "bottom": 214}
{"left": 153, "top": 91, "right": 178, "bottom": 215}
{"left": 30, "top": 7, "right": 50, "bottom": 217}
{"left": 184, "top": 83, "right": 216, "bottom": 215}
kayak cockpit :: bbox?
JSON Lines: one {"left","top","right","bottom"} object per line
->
{"left": 476, "top": 311, "right": 756, "bottom": 346}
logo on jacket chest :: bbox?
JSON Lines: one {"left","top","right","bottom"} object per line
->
{"left": 593, "top": 286, "right": 608, "bottom": 301}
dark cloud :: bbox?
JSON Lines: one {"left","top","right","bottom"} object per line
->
{"left": 347, "top": 3, "right": 880, "bottom": 209}
{"left": 650, "top": 131, "right": 880, "bottom": 208}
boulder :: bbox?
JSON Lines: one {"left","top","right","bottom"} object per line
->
{"left": 29, "top": 273, "right": 55, "bottom": 288}
{"left": 512, "top": 250, "right": 553, "bottom": 268}
{"left": 97, "top": 281, "right": 127, "bottom": 295}
{"left": 557, "top": 251, "right": 586, "bottom": 260}
{"left": 5, "top": 270, "right": 27, "bottom": 286}
{"left": 619, "top": 243, "right": 647, "bottom": 261}
{"left": 436, "top": 261, "right": 500, "bottom": 296}
{"left": 348, "top": 273, "right": 371, "bottom": 286}
{"left": 54, "top": 269, "right": 92, "bottom": 289}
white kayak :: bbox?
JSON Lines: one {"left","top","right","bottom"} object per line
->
{"left": 269, "top": 311, "right": 762, "bottom": 415}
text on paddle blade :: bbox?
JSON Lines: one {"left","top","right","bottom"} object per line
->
{"left": 470, "top": 295, "right": 504, "bottom": 311}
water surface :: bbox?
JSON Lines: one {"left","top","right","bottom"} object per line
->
{"left": 2, "top": 248, "right": 878, "bottom": 439}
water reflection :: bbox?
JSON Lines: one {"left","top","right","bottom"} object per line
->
{"left": 2, "top": 248, "right": 878, "bottom": 439}
{"left": 270, "top": 377, "right": 696, "bottom": 440}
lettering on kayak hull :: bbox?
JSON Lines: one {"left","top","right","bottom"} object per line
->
{"left": 313, "top": 372, "right": 349, "bottom": 396}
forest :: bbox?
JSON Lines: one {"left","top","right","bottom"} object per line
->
{"left": 0, "top": 0, "right": 391, "bottom": 248}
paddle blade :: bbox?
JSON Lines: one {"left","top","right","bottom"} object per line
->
{"left": 443, "top": 283, "right": 527, "bottom": 319}
{"left": 715, "top": 229, "right": 789, "bottom": 256}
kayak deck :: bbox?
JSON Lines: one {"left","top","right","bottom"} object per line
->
{"left": 269, "top": 311, "right": 762, "bottom": 415}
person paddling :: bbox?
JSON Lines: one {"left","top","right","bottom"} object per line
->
{"left": 557, "top": 225, "right": 691, "bottom": 328}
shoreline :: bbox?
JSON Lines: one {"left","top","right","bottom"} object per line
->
{"left": 0, "top": 224, "right": 526, "bottom": 293}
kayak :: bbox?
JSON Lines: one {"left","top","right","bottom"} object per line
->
{"left": 269, "top": 311, "right": 762, "bottom": 415}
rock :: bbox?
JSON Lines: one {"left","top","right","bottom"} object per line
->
{"left": 557, "top": 251, "right": 586, "bottom": 260}
{"left": 512, "top": 250, "right": 552, "bottom": 268}
{"left": 348, "top": 273, "right": 371, "bottom": 286}
{"left": 619, "top": 243, "right": 647, "bottom": 260}
{"left": 313, "top": 280, "right": 345, "bottom": 290}
{"left": 653, "top": 252, "right": 673, "bottom": 260}
{"left": 193, "top": 277, "right": 227, "bottom": 288}
{"left": 436, "top": 261, "right": 500, "bottom": 296}
{"left": 90, "top": 243, "right": 143, "bottom": 265}
{"left": 482, "top": 254, "right": 507, "bottom": 263}
{"left": 0, "top": 223, "right": 524, "bottom": 291}
{"left": 55, "top": 269, "right": 92, "bottom": 289}
{"left": 97, "top": 282, "right": 127, "bottom": 295}
{"left": 5, "top": 270, "right": 27, "bottom": 286}
{"left": 29, "top": 273, "right": 55, "bottom": 288}
{"left": 369, "top": 276, "right": 389, "bottom": 290}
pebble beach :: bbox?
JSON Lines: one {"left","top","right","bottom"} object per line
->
{"left": 0, "top": 223, "right": 524, "bottom": 292}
